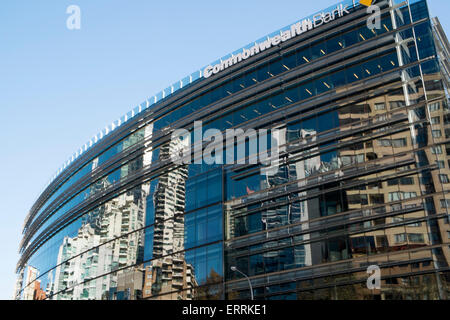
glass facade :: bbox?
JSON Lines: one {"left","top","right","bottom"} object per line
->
{"left": 15, "top": 0, "right": 450, "bottom": 300}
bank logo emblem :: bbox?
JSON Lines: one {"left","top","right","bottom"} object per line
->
{"left": 360, "top": 0, "right": 374, "bottom": 6}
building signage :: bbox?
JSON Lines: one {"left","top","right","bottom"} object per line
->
{"left": 203, "top": 4, "right": 352, "bottom": 79}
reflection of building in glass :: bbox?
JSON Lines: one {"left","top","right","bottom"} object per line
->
{"left": 13, "top": 268, "right": 24, "bottom": 300}
{"left": 144, "top": 140, "right": 197, "bottom": 299}
{"left": 22, "top": 266, "right": 46, "bottom": 300}
{"left": 15, "top": 0, "right": 450, "bottom": 300}
{"left": 52, "top": 188, "right": 147, "bottom": 300}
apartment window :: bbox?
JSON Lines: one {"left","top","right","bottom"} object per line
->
{"left": 403, "top": 192, "right": 417, "bottom": 199}
{"left": 370, "top": 194, "right": 385, "bottom": 204}
{"left": 394, "top": 233, "right": 407, "bottom": 243}
{"left": 407, "top": 221, "right": 422, "bottom": 227}
{"left": 387, "top": 179, "right": 397, "bottom": 186}
{"left": 408, "top": 233, "right": 424, "bottom": 243}
{"left": 432, "top": 130, "right": 442, "bottom": 138}
{"left": 432, "top": 145, "right": 443, "bottom": 154}
{"left": 429, "top": 102, "right": 440, "bottom": 111}
{"left": 378, "top": 139, "right": 390, "bottom": 147}
{"left": 376, "top": 235, "right": 388, "bottom": 248}
{"left": 439, "top": 174, "right": 450, "bottom": 183}
{"left": 390, "top": 101, "right": 406, "bottom": 110}
{"left": 356, "top": 154, "right": 365, "bottom": 163}
{"left": 440, "top": 199, "right": 450, "bottom": 208}
{"left": 389, "top": 192, "right": 401, "bottom": 201}
{"left": 341, "top": 154, "right": 365, "bottom": 166}
{"left": 431, "top": 116, "right": 440, "bottom": 124}
{"left": 348, "top": 194, "right": 369, "bottom": 205}
{"left": 401, "top": 177, "right": 415, "bottom": 185}
{"left": 393, "top": 138, "right": 407, "bottom": 147}
{"left": 445, "top": 114, "right": 450, "bottom": 125}
{"left": 447, "top": 231, "right": 450, "bottom": 239}
{"left": 376, "top": 114, "right": 388, "bottom": 122}
{"left": 387, "top": 177, "right": 414, "bottom": 186}
{"left": 389, "top": 192, "right": 417, "bottom": 201}
{"left": 375, "top": 103, "right": 386, "bottom": 110}
{"left": 377, "top": 138, "right": 407, "bottom": 147}
{"left": 436, "top": 160, "right": 445, "bottom": 169}
{"left": 368, "top": 181, "right": 382, "bottom": 189}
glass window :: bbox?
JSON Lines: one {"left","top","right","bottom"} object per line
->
{"left": 195, "top": 246, "right": 208, "bottom": 285}
{"left": 347, "top": 64, "right": 363, "bottom": 83}
{"left": 144, "top": 227, "right": 154, "bottom": 261}
{"left": 185, "top": 205, "right": 223, "bottom": 249}
{"left": 330, "top": 69, "right": 347, "bottom": 88}
{"left": 300, "top": 82, "right": 315, "bottom": 100}
{"left": 429, "top": 102, "right": 440, "bottom": 111}
{"left": 207, "top": 206, "right": 222, "bottom": 243}
{"left": 431, "top": 117, "right": 441, "bottom": 124}
{"left": 284, "top": 86, "right": 300, "bottom": 104}
{"left": 408, "top": 233, "right": 424, "bottom": 243}
{"left": 297, "top": 47, "right": 312, "bottom": 66}
{"left": 342, "top": 29, "right": 358, "bottom": 48}
{"left": 379, "top": 53, "right": 398, "bottom": 72}
{"left": 269, "top": 58, "right": 284, "bottom": 77}
{"left": 206, "top": 243, "right": 222, "bottom": 279}
{"left": 440, "top": 199, "right": 450, "bottom": 208}
{"left": 282, "top": 52, "right": 297, "bottom": 70}
{"left": 185, "top": 213, "right": 196, "bottom": 249}
{"left": 327, "top": 34, "right": 344, "bottom": 53}
{"left": 310, "top": 42, "right": 326, "bottom": 60}
{"left": 394, "top": 233, "right": 407, "bottom": 243}
{"left": 389, "top": 101, "right": 406, "bottom": 110}
{"left": 315, "top": 77, "right": 331, "bottom": 95}
{"left": 432, "top": 130, "right": 442, "bottom": 138}
{"left": 256, "top": 63, "right": 270, "bottom": 82}
{"left": 432, "top": 145, "right": 443, "bottom": 154}
{"left": 375, "top": 103, "right": 386, "bottom": 110}
{"left": 249, "top": 254, "right": 264, "bottom": 276}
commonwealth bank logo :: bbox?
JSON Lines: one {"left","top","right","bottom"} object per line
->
{"left": 360, "top": 0, "right": 374, "bottom": 6}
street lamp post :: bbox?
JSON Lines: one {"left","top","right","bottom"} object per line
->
{"left": 230, "top": 266, "right": 254, "bottom": 300}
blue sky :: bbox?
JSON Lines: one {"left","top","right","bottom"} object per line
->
{"left": 0, "top": 0, "right": 448, "bottom": 300}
